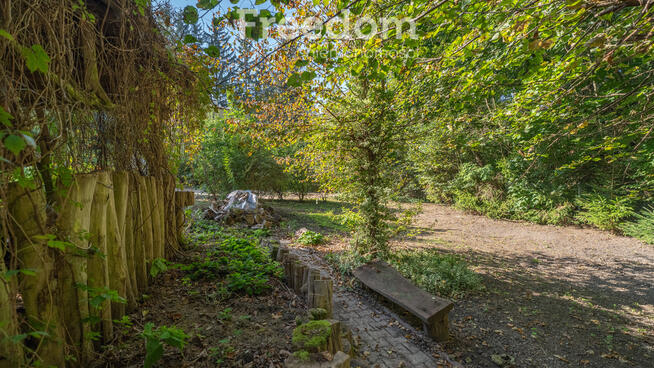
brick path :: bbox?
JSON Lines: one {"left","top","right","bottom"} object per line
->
{"left": 286, "top": 245, "right": 460, "bottom": 368}
{"left": 335, "top": 287, "right": 461, "bottom": 368}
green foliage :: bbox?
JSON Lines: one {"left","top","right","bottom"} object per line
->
{"left": 324, "top": 250, "right": 370, "bottom": 275}
{"left": 388, "top": 249, "right": 482, "bottom": 298}
{"left": 141, "top": 323, "right": 189, "bottom": 368}
{"left": 292, "top": 320, "right": 331, "bottom": 350}
{"left": 20, "top": 44, "right": 50, "bottom": 74}
{"left": 150, "top": 258, "right": 168, "bottom": 278}
{"left": 301, "top": 79, "right": 412, "bottom": 256}
{"left": 293, "top": 350, "right": 310, "bottom": 361}
{"left": 327, "top": 248, "right": 481, "bottom": 297}
{"left": 181, "top": 235, "right": 282, "bottom": 295}
{"left": 217, "top": 307, "right": 233, "bottom": 321}
{"left": 621, "top": 207, "right": 654, "bottom": 244}
{"left": 209, "top": 338, "right": 235, "bottom": 364}
{"left": 75, "top": 284, "right": 126, "bottom": 309}
{"left": 575, "top": 194, "right": 634, "bottom": 231}
{"left": 183, "top": 112, "right": 316, "bottom": 197}
{"left": 297, "top": 230, "right": 324, "bottom": 245}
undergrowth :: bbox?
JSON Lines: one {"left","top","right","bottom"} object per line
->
{"left": 325, "top": 248, "right": 481, "bottom": 298}
{"left": 181, "top": 218, "right": 282, "bottom": 295}
{"left": 621, "top": 206, "right": 654, "bottom": 244}
{"left": 388, "top": 249, "right": 482, "bottom": 298}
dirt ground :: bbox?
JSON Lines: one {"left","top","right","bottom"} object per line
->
{"left": 269, "top": 198, "right": 654, "bottom": 368}
{"left": 96, "top": 241, "right": 307, "bottom": 367}
{"left": 402, "top": 204, "right": 654, "bottom": 368}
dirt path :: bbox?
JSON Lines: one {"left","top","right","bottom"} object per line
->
{"left": 403, "top": 204, "right": 654, "bottom": 367}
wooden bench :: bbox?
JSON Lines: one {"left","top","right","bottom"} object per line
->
{"left": 352, "top": 260, "right": 454, "bottom": 341}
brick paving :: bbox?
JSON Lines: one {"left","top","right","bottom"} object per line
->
{"left": 335, "top": 287, "right": 457, "bottom": 368}
{"left": 285, "top": 244, "right": 460, "bottom": 368}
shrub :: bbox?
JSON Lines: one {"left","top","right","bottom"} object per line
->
{"left": 575, "top": 194, "right": 634, "bottom": 231}
{"left": 181, "top": 236, "right": 281, "bottom": 295}
{"left": 621, "top": 206, "right": 654, "bottom": 244}
{"left": 297, "top": 230, "right": 325, "bottom": 245}
{"left": 387, "top": 249, "right": 482, "bottom": 298}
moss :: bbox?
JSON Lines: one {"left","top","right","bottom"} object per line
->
{"left": 293, "top": 350, "right": 310, "bottom": 361}
{"left": 292, "top": 320, "right": 331, "bottom": 350}
{"left": 308, "top": 308, "right": 328, "bottom": 321}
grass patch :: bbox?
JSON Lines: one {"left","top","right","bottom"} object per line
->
{"left": 621, "top": 206, "right": 654, "bottom": 244}
{"left": 326, "top": 248, "right": 481, "bottom": 298}
{"left": 388, "top": 249, "right": 482, "bottom": 298}
{"left": 297, "top": 230, "right": 325, "bottom": 245}
{"left": 267, "top": 199, "right": 351, "bottom": 233}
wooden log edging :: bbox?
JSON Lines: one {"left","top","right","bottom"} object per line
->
{"left": 274, "top": 245, "right": 334, "bottom": 318}
{"left": 2, "top": 172, "right": 198, "bottom": 366}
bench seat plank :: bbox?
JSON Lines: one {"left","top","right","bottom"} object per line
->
{"left": 353, "top": 260, "right": 454, "bottom": 340}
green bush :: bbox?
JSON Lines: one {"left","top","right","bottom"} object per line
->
{"left": 387, "top": 249, "right": 482, "bottom": 298}
{"left": 621, "top": 206, "right": 654, "bottom": 244}
{"left": 575, "top": 194, "right": 634, "bottom": 231}
{"left": 297, "top": 230, "right": 325, "bottom": 245}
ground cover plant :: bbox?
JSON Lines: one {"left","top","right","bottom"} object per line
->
{"left": 95, "top": 212, "right": 306, "bottom": 367}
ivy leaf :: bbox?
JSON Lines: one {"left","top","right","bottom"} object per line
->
{"left": 4, "top": 134, "right": 26, "bottom": 156}
{"left": 255, "top": 0, "right": 267, "bottom": 5}
{"left": 205, "top": 45, "right": 220, "bottom": 58}
{"left": 21, "top": 44, "right": 50, "bottom": 74}
{"left": 46, "top": 239, "right": 73, "bottom": 251}
{"left": 0, "top": 106, "right": 13, "bottom": 128}
{"left": 0, "top": 29, "right": 13, "bottom": 41}
{"left": 183, "top": 34, "right": 198, "bottom": 44}
{"left": 229, "top": 0, "right": 239, "bottom": 4}
{"left": 144, "top": 339, "right": 164, "bottom": 368}
{"left": 182, "top": 6, "right": 199, "bottom": 24}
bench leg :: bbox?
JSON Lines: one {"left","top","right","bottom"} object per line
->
{"left": 424, "top": 313, "right": 449, "bottom": 342}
